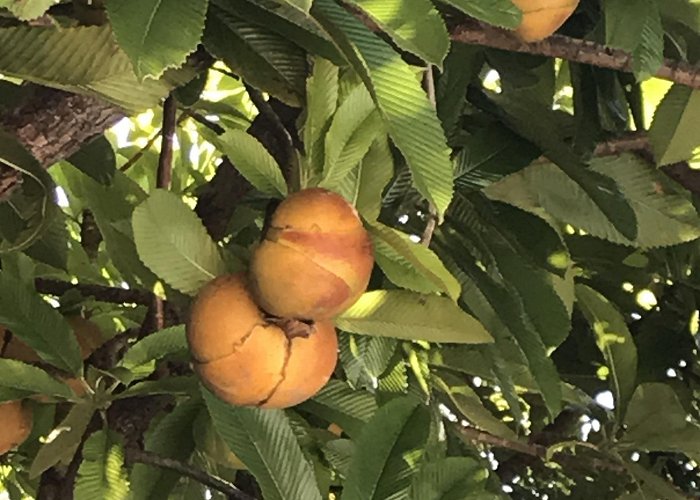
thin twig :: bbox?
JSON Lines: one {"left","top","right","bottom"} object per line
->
{"left": 126, "top": 449, "right": 256, "bottom": 500}
{"left": 156, "top": 95, "right": 177, "bottom": 190}
{"left": 421, "top": 66, "right": 438, "bottom": 246}
{"left": 184, "top": 109, "right": 226, "bottom": 135}
{"left": 450, "top": 18, "right": 700, "bottom": 89}
{"left": 120, "top": 129, "right": 162, "bottom": 172}
{"left": 243, "top": 83, "right": 299, "bottom": 189}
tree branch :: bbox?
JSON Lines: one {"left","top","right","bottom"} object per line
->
{"left": 156, "top": 95, "right": 176, "bottom": 190}
{"left": 126, "top": 448, "right": 256, "bottom": 500}
{"left": 450, "top": 19, "right": 700, "bottom": 89}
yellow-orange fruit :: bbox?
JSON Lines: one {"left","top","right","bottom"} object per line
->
{"left": 0, "top": 400, "right": 32, "bottom": 455}
{"left": 249, "top": 188, "right": 373, "bottom": 320}
{"left": 512, "top": 0, "right": 579, "bottom": 42}
{"left": 0, "top": 317, "right": 105, "bottom": 363}
{"left": 187, "top": 274, "right": 338, "bottom": 409}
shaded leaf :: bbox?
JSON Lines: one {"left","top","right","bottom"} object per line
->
{"left": 441, "top": 0, "right": 521, "bottom": 29}
{"left": 74, "top": 430, "right": 129, "bottom": 500}
{"left": 649, "top": 84, "right": 700, "bottom": 165}
{"left": 409, "top": 456, "right": 491, "bottom": 500}
{"left": 0, "top": 359, "right": 73, "bottom": 398}
{"left": 66, "top": 136, "right": 116, "bottom": 186}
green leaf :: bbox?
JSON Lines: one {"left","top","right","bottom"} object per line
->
{"left": 7, "top": 0, "right": 56, "bottom": 20}
{"left": 346, "top": 0, "right": 450, "bottom": 67}
{"left": 301, "top": 379, "right": 378, "bottom": 438}
{"left": 312, "top": 0, "right": 454, "bottom": 218}
{"left": 0, "top": 273, "right": 82, "bottom": 374}
{"left": 130, "top": 399, "right": 200, "bottom": 500}
{"left": 487, "top": 153, "right": 700, "bottom": 248}
{"left": 440, "top": 0, "right": 522, "bottom": 29}
{"left": 106, "top": 0, "right": 208, "bottom": 80}
{"left": 319, "top": 84, "right": 383, "bottom": 189}
{"left": 576, "top": 284, "right": 638, "bottom": 422}
{"left": 408, "top": 457, "right": 490, "bottom": 500}
{"left": 0, "top": 25, "right": 180, "bottom": 111}
{"left": 66, "top": 136, "right": 116, "bottom": 186}
{"left": 343, "top": 397, "right": 429, "bottom": 500}
{"left": 649, "top": 84, "right": 700, "bottom": 165}
{"left": 337, "top": 290, "right": 493, "bottom": 344}
{"left": 213, "top": 130, "right": 288, "bottom": 198}
{"left": 132, "top": 190, "right": 227, "bottom": 295}
{"left": 322, "top": 439, "right": 354, "bottom": 477}
{"left": 74, "top": 430, "right": 129, "bottom": 500}
{"left": 369, "top": 222, "right": 461, "bottom": 300}
{"left": 283, "top": 0, "right": 312, "bottom": 11}
{"left": 23, "top": 204, "right": 69, "bottom": 271}
{"left": 0, "top": 359, "right": 73, "bottom": 398}
{"left": 302, "top": 57, "right": 339, "bottom": 185}
{"left": 120, "top": 325, "right": 188, "bottom": 377}
{"left": 605, "top": 0, "right": 663, "bottom": 80}
{"left": 30, "top": 402, "right": 96, "bottom": 478}
{"left": 481, "top": 91, "right": 638, "bottom": 240}
{"left": 334, "top": 135, "right": 394, "bottom": 221}
{"left": 433, "top": 374, "right": 517, "bottom": 440}
{"left": 622, "top": 461, "right": 687, "bottom": 500}
{"left": 620, "top": 383, "right": 700, "bottom": 455}
{"left": 204, "top": 3, "right": 307, "bottom": 106}
{"left": 203, "top": 388, "right": 323, "bottom": 500}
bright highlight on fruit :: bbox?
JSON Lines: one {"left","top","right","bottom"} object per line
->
{"left": 0, "top": 400, "right": 32, "bottom": 455}
{"left": 250, "top": 188, "right": 373, "bottom": 320}
{"left": 187, "top": 274, "right": 338, "bottom": 409}
{"left": 511, "top": 0, "right": 580, "bottom": 42}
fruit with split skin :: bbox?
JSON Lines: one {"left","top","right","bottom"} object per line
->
{"left": 187, "top": 273, "right": 338, "bottom": 409}
{"left": 249, "top": 187, "right": 373, "bottom": 321}
{"left": 0, "top": 400, "right": 32, "bottom": 455}
{"left": 511, "top": 0, "right": 580, "bottom": 42}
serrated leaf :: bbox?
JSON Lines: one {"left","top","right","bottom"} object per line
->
{"left": 203, "top": 388, "right": 323, "bottom": 500}
{"left": 343, "top": 397, "right": 429, "bottom": 500}
{"left": 319, "top": 84, "right": 382, "bottom": 189}
{"left": 0, "top": 25, "right": 180, "bottom": 111}
{"left": 0, "top": 273, "right": 82, "bottom": 374}
{"left": 369, "top": 222, "right": 461, "bottom": 299}
{"left": 335, "top": 135, "right": 394, "bottom": 221}
{"left": 120, "top": 326, "right": 187, "bottom": 375}
{"left": 337, "top": 290, "right": 493, "bottom": 344}
{"left": 130, "top": 399, "right": 200, "bottom": 500}
{"left": 649, "top": 84, "right": 700, "bottom": 165}
{"left": 213, "top": 130, "right": 288, "bottom": 198}
{"left": 0, "top": 359, "right": 73, "bottom": 398}
{"left": 116, "top": 376, "right": 198, "bottom": 399}
{"left": 408, "top": 457, "right": 490, "bottom": 500}
{"left": 576, "top": 284, "right": 638, "bottom": 423}
{"left": 301, "top": 379, "right": 378, "bottom": 438}
{"left": 204, "top": 3, "right": 307, "bottom": 106}
{"left": 30, "top": 402, "right": 95, "bottom": 478}
{"left": 302, "top": 57, "right": 339, "bottom": 185}
{"left": 620, "top": 383, "right": 700, "bottom": 455}
{"left": 605, "top": 0, "right": 663, "bottom": 80}
{"left": 107, "top": 0, "right": 208, "bottom": 80}
{"left": 132, "top": 190, "right": 227, "bottom": 295}
{"left": 441, "top": 0, "right": 522, "bottom": 29}
{"left": 312, "top": 0, "right": 454, "bottom": 218}
{"left": 7, "top": 0, "right": 56, "bottom": 20}
{"left": 339, "top": 333, "right": 397, "bottom": 390}
{"left": 346, "top": 0, "right": 449, "bottom": 67}
{"left": 66, "top": 136, "right": 116, "bottom": 186}
{"left": 74, "top": 430, "right": 129, "bottom": 500}
{"left": 322, "top": 439, "right": 354, "bottom": 477}
{"left": 487, "top": 153, "right": 700, "bottom": 248}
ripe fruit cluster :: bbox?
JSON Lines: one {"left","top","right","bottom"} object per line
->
{"left": 188, "top": 188, "right": 373, "bottom": 409}
{"left": 511, "top": 0, "right": 580, "bottom": 42}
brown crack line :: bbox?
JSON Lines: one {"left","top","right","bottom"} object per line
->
{"left": 190, "top": 321, "right": 263, "bottom": 365}
{"left": 255, "top": 335, "right": 293, "bottom": 407}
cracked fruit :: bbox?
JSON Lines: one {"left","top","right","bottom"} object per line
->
{"left": 187, "top": 274, "right": 338, "bottom": 409}
{"left": 0, "top": 400, "right": 32, "bottom": 455}
{"left": 249, "top": 188, "right": 373, "bottom": 320}
{"left": 512, "top": 0, "right": 579, "bottom": 42}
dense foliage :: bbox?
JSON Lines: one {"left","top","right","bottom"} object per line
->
{"left": 0, "top": 0, "right": 700, "bottom": 498}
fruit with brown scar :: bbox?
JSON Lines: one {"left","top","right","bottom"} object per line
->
{"left": 249, "top": 187, "right": 373, "bottom": 320}
{"left": 187, "top": 274, "right": 338, "bottom": 409}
